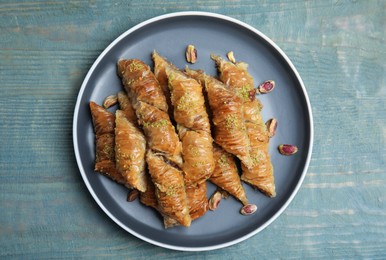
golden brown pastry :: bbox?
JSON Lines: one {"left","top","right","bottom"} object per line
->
{"left": 178, "top": 127, "right": 214, "bottom": 185}
{"left": 93, "top": 160, "right": 125, "bottom": 185}
{"left": 138, "top": 175, "right": 183, "bottom": 228}
{"left": 89, "top": 101, "right": 125, "bottom": 185}
{"left": 115, "top": 110, "right": 147, "bottom": 192}
{"left": 117, "top": 59, "right": 168, "bottom": 113}
{"left": 136, "top": 101, "right": 182, "bottom": 166}
{"left": 186, "top": 182, "right": 208, "bottom": 220}
{"left": 210, "top": 144, "right": 248, "bottom": 205}
{"left": 90, "top": 101, "right": 115, "bottom": 137}
{"left": 242, "top": 123, "right": 275, "bottom": 196}
{"left": 139, "top": 175, "right": 158, "bottom": 209}
{"left": 213, "top": 56, "right": 254, "bottom": 101}
{"left": 157, "top": 182, "right": 209, "bottom": 226}
{"left": 166, "top": 66, "right": 211, "bottom": 133}
{"left": 146, "top": 150, "right": 191, "bottom": 227}
{"left": 212, "top": 55, "right": 275, "bottom": 197}
{"left": 166, "top": 66, "right": 214, "bottom": 185}
{"left": 186, "top": 69, "right": 253, "bottom": 169}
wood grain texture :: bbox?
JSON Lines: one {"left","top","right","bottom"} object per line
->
{"left": 1, "top": 0, "right": 385, "bottom": 258}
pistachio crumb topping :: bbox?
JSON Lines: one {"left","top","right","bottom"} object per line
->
{"left": 129, "top": 61, "right": 144, "bottom": 72}
{"left": 191, "top": 160, "right": 208, "bottom": 168}
{"left": 190, "top": 147, "right": 200, "bottom": 156}
{"left": 251, "top": 150, "right": 265, "bottom": 165}
{"left": 176, "top": 93, "right": 194, "bottom": 111}
{"left": 217, "top": 154, "right": 229, "bottom": 168}
{"left": 168, "top": 73, "right": 175, "bottom": 83}
{"left": 102, "top": 144, "right": 113, "bottom": 158}
{"left": 143, "top": 119, "right": 168, "bottom": 128}
{"left": 225, "top": 114, "right": 240, "bottom": 129}
{"left": 236, "top": 85, "right": 252, "bottom": 101}
{"left": 165, "top": 184, "right": 183, "bottom": 196}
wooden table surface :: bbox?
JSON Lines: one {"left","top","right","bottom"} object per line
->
{"left": 1, "top": 0, "right": 385, "bottom": 258}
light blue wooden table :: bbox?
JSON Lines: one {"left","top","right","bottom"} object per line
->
{"left": 1, "top": 1, "right": 385, "bottom": 258}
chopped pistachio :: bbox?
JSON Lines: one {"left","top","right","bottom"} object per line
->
{"left": 129, "top": 61, "right": 144, "bottom": 72}
{"left": 176, "top": 93, "right": 194, "bottom": 111}
{"left": 225, "top": 114, "right": 240, "bottom": 129}
{"left": 235, "top": 85, "right": 253, "bottom": 101}
{"left": 142, "top": 119, "right": 168, "bottom": 128}
{"left": 217, "top": 154, "right": 229, "bottom": 168}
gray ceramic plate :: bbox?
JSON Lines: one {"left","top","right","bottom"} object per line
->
{"left": 73, "top": 11, "right": 313, "bottom": 251}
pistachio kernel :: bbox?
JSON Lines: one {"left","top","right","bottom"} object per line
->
{"left": 127, "top": 189, "right": 139, "bottom": 202}
{"left": 103, "top": 94, "right": 118, "bottom": 109}
{"left": 278, "top": 144, "right": 298, "bottom": 155}
{"left": 208, "top": 191, "right": 222, "bottom": 211}
{"left": 258, "top": 80, "right": 275, "bottom": 94}
{"left": 227, "top": 51, "right": 236, "bottom": 63}
{"left": 240, "top": 204, "right": 257, "bottom": 215}
{"left": 185, "top": 44, "right": 197, "bottom": 64}
{"left": 266, "top": 118, "right": 278, "bottom": 138}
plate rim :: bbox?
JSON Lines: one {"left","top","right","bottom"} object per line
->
{"left": 72, "top": 11, "right": 314, "bottom": 251}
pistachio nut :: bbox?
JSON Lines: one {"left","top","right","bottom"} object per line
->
{"left": 257, "top": 80, "right": 275, "bottom": 94}
{"left": 103, "top": 94, "right": 118, "bottom": 109}
{"left": 185, "top": 44, "right": 197, "bottom": 64}
{"left": 278, "top": 144, "right": 298, "bottom": 155}
{"left": 208, "top": 191, "right": 222, "bottom": 211}
{"left": 227, "top": 51, "right": 236, "bottom": 63}
{"left": 240, "top": 204, "right": 257, "bottom": 215}
{"left": 127, "top": 189, "right": 139, "bottom": 202}
{"left": 266, "top": 118, "right": 278, "bottom": 138}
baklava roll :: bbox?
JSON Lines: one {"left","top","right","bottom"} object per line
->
{"left": 166, "top": 66, "right": 211, "bottom": 133}
{"left": 242, "top": 121, "right": 275, "bottom": 197}
{"left": 210, "top": 144, "right": 248, "bottom": 205}
{"left": 135, "top": 101, "right": 182, "bottom": 166}
{"left": 178, "top": 126, "right": 214, "bottom": 185}
{"left": 89, "top": 101, "right": 125, "bottom": 185}
{"left": 117, "top": 59, "right": 168, "bottom": 113}
{"left": 115, "top": 110, "right": 147, "bottom": 192}
{"left": 146, "top": 151, "right": 191, "bottom": 228}
{"left": 139, "top": 173, "right": 184, "bottom": 228}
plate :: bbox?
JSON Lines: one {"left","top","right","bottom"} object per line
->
{"left": 73, "top": 11, "right": 313, "bottom": 251}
